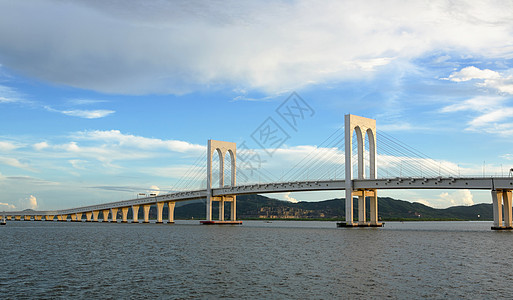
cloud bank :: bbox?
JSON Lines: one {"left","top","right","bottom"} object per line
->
{"left": 0, "top": 1, "right": 512, "bottom": 95}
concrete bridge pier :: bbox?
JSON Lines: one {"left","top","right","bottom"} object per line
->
{"left": 6, "top": 215, "right": 12, "bottom": 220}
{"left": 121, "top": 207, "right": 129, "bottom": 223}
{"left": 110, "top": 208, "right": 118, "bottom": 223}
{"left": 85, "top": 212, "right": 92, "bottom": 222}
{"left": 45, "top": 215, "right": 53, "bottom": 221}
{"left": 167, "top": 202, "right": 175, "bottom": 224}
{"left": 492, "top": 189, "right": 513, "bottom": 230}
{"left": 75, "top": 213, "right": 82, "bottom": 222}
{"left": 101, "top": 210, "right": 109, "bottom": 222}
{"left": 219, "top": 198, "right": 225, "bottom": 221}
{"left": 34, "top": 215, "right": 42, "bottom": 221}
{"left": 132, "top": 205, "right": 140, "bottom": 223}
{"left": 358, "top": 191, "right": 367, "bottom": 226}
{"left": 369, "top": 189, "right": 381, "bottom": 226}
{"left": 24, "top": 215, "right": 31, "bottom": 221}
{"left": 71, "top": 214, "right": 77, "bottom": 222}
{"left": 231, "top": 196, "right": 236, "bottom": 221}
{"left": 156, "top": 202, "right": 164, "bottom": 224}
{"left": 14, "top": 215, "right": 21, "bottom": 221}
{"left": 92, "top": 210, "right": 99, "bottom": 222}
{"left": 142, "top": 204, "right": 151, "bottom": 223}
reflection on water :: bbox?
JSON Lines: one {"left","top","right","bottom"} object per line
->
{"left": 0, "top": 221, "right": 512, "bottom": 298}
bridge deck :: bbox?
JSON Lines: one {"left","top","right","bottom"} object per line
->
{"left": 2, "top": 177, "right": 512, "bottom": 216}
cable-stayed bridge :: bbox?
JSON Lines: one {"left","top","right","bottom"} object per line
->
{"left": 2, "top": 114, "right": 512, "bottom": 230}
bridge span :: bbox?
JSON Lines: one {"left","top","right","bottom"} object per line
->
{"left": 2, "top": 114, "right": 512, "bottom": 230}
{"left": 3, "top": 177, "right": 513, "bottom": 227}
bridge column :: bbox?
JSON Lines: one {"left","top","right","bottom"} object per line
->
{"left": 492, "top": 190, "right": 504, "bottom": 229}
{"left": 231, "top": 196, "right": 236, "bottom": 221}
{"left": 219, "top": 198, "right": 225, "bottom": 221}
{"left": 370, "top": 189, "right": 381, "bottom": 226}
{"left": 76, "top": 213, "right": 83, "bottom": 222}
{"left": 156, "top": 202, "right": 164, "bottom": 224}
{"left": 358, "top": 190, "right": 366, "bottom": 225}
{"left": 121, "top": 207, "right": 129, "bottom": 223}
{"left": 34, "top": 215, "right": 42, "bottom": 221}
{"left": 206, "top": 198, "right": 213, "bottom": 221}
{"left": 167, "top": 202, "right": 175, "bottom": 224}
{"left": 85, "top": 212, "right": 92, "bottom": 222}
{"left": 45, "top": 215, "right": 54, "bottom": 221}
{"left": 92, "top": 210, "right": 99, "bottom": 222}
{"left": 24, "top": 215, "right": 31, "bottom": 221}
{"left": 71, "top": 214, "right": 77, "bottom": 222}
{"left": 60, "top": 215, "right": 67, "bottom": 222}
{"left": 6, "top": 215, "right": 12, "bottom": 220}
{"left": 101, "top": 210, "right": 109, "bottom": 222}
{"left": 142, "top": 204, "right": 151, "bottom": 223}
{"left": 503, "top": 190, "right": 513, "bottom": 229}
{"left": 15, "top": 215, "right": 21, "bottom": 221}
{"left": 132, "top": 205, "right": 140, "bottom": 223}
{"left": 110, "top": 208, "right": 118, "bottom": 223}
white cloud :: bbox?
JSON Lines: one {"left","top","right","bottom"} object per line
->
{"left": 67, "top": 99, "right": 107, "bottom": 106}
{"left": 45, "top": 106, "right": 115, "bottom": 119}
{"left": 0, "top": 202, "right": 16, "bottom": 209}
{"left": 440, "top": 96, "right": 513, "bottom": 135}
{"left": 148, "top": 185, "right": 160, "bottom": 196}
{"left": 72, "top": 130, "right": 205, "bottom": 153}
{"left": 21, "top": 131, "right": 207, "bottom": 173}
{"left": 5, "top": 176, "right": 59, "bottom": 186}
{"left": 415, "top": 190, "right": 474, "bottom": 208}
{"left": 446, "top": 66, "right": 500, "bottom": 82}
{"left": 27, "top": 195, "right": 38, "bottom": 209}
{"left": 440, "top": 96, "right": 504, "bottom": 113}
{"left": 446, "top": 66, "right": 513, "bottom": 95}
{"left": 60, "top": 109, "right": 115, "bottom": 119}
{"left": 68, "top": 159, "right": 87, "bottom": 170}
{"left": 468, "top": 108, "right": 513, "bottom": 128}
{"left": 283, "top": 192, "right": 298, "bottom": 203}
{"left": 33, "top": 141, "right": 49, "bottom": 151}
{"left": 0, "top": 85, "right": 25, "bottom": 104}
{"left": 379, "top": 122, "right": 432, "bottom": 132}
{"left": 440, "top": 190, "right": 474, "bottom": 206}
{"left": 150, "top": 165, "right": 205, "bottom": 180}
{"left": 501, "top": 154, "right": 513, "bottom": 161}
{"left": 0, "top": 157, "right": 35, "bottom": 172}
{"left": 0, "top": 141, "right": 19, "bottom": 151}
{"left": 0, "top": 1, "right": 512, "bottom": 94}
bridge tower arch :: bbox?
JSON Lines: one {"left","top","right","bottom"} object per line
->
{"left": 344, "top": 114, "right": 380, "bottom": 226}
{"left": 206, "top": 140, "right": 237, "bottom": 222}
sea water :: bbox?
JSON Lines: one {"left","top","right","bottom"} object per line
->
{"left": 0, "top": 220, "right": 511, "bottom": 299}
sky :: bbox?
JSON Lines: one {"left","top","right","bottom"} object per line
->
{"left": 1, "top": 0, "right": 513, "bottom": 211}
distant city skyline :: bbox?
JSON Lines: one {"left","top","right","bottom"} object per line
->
{"left": 1, "top": 0, "right": 513, "bottom": 210}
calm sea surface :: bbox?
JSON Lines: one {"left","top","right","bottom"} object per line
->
{"left": 1, "top": 220, "right": 512, "bottom": 299}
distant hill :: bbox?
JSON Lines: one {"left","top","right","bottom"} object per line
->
{"left": 163, "top": 194, "right": 493, "bottom": 221}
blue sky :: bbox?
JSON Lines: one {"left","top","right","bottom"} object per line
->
{"left": 1, "top": 0, "right": 513, "bottom": 211}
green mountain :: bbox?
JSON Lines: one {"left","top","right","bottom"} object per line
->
{"left": 169, "top": 194, "right": 493, "bottom": 221}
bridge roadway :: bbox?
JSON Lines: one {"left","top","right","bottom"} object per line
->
{"left": 2, "top": 176, "right": 512, "bottom": 221}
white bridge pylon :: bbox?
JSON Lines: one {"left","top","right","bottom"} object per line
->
{"left": 343, "top": 114, "right": 381, "bottom": 227}
{"left": 202, "top": 139, "right": 241, "bottom": 224}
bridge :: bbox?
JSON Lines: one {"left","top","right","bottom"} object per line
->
{"left": 2, "top": 114, "right": 512, "bottom": 230}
